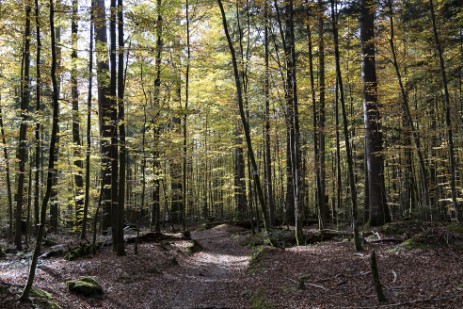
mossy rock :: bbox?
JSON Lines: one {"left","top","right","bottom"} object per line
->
{"left": 30, "top": 288, "right": 60, "bottom": 308}
{"left": 267, "top": 229, "right": 297, "bottom": 247}
{"left": 241, "top": 229, "right": 291, "bottom": 248}
{"left": 400, "top": 225, "right": 463, "bottom": 250}
{"left": 381, "top": 220, "right": 431, "bottom": 238}
{"left": 187, "top": 239, "right": 203, "bottom": 255}
{"left": 64, "top": 244, "right": 95, "bottom": 261}
{"left": 66, "top": 277, "right": 103, "bottom": 297}
{"left": 248, "top": 246, "right": 282, "bottom": 274}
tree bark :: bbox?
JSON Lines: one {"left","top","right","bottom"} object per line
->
{"left": 360, "top": 0, "right": 390, "bottom": 226}
{"left": 331, "top": 0, "right": 362, "bottom": 251}
{"left": 20, "top": 0, "right": 60, "bottom": 299}
{"left": 71, "top": 0, "right": 84, "bottom": 229}
{"left": 217, "top": 0, "right": 269, "bottom": 231}
{"left": 93, "top": 0, "right": 113, "bottom": 233}
{"left": 15, "top": 1, "right": 32, "bottom": 250}
{"left": 0, "top": 96, "right": 13, "bottom": 240}
{"left": 81, "top": 4, "right": 94, "bottom": 241}
{"left": 429, "top": 0, "right": 461, "bottom": 222}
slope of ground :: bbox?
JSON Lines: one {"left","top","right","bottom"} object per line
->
{"left": 0, "top": 223, "right": 462, "bottom": 308}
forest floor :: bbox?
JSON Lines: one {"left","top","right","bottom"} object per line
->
{"left": 1, "top": 221, "right": 463, "bottom": 308}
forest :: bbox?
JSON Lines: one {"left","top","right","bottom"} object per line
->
{"left": 0, "top": 0, "right": 463, "bottom": 307}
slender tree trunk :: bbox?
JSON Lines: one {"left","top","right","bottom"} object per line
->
{"left": 217, "top": 0, "right": 269, "bottom": 231}
{"left": 151, "top": 0, "right": 163, "bottom": 233}
{"left": 234, "top": 126, "right": 248, "bottom": 220}
{"left": 387, "top": 0, "right": 431, "bottom": 219}
{"left": 264, "top": 0, "right": 275, "bottom": 226}
{"left": 81, "top": 5, "right": 94, "bottom": 241}
{"left": 20, "top": 0, "right": 60, "bottom": 299}
{"left": 115, "top": 0, "right": 126, "bottom": 255}
{"left": 183, "top": 0, "right": 191, "bottom": 230}
{"left": 317, "top": 0, "right": 328, "bottom": 227}
{"left": 15, "top": 1, "right": 32, "bottom": 250}
{"left": 71, "top": 0, "right": 84, "bottom": 229}
{"left": 33, "top": 0, "right": 42, "bottom": 236}
{"left": 429, "top": 0, "right": 461, "bottom": 222}
{"left": 331, "top": 0, "right": 362, "bottom": 250}
{"left": 0, "top": 97, "right": 13, "bottom": 240}
{"left": 305, "top": 1, "right": 322, "bottom": 228}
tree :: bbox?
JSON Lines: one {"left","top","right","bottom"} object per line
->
{"left": 217, "top": 0, "right": 270, "bottom": 231}
{"left": 93, "top": 0, "right": 113, "bottom": 233}
{"left": 71, "top": 0, "right": 84, "bottom": 230}
{"left": 15, "top": 0, "right": 32, "bottom": 251}
{"left": 331, "top": 0, "right": 362, "bottom": 250}
{"left": 20, "top": 0, "right": 61, "bottom": 299}
{"left": 428, "top": 0, "right": 461, "bottom": 222}
{"left": 360, "top": 0, "right": 390, "bottom": 226}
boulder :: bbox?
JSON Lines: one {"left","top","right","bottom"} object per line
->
{"left": 66, "top": 277, "right": 103, "bottom": 297}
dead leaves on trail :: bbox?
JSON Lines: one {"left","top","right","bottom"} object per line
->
{"left": 1, "top": 223, "right": 463, "bottom": 308}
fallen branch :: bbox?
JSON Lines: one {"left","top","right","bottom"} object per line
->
{"left": 391, "top": 270, "right": 397, "bottom": 283}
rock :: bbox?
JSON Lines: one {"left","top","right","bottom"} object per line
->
{"left": 66, "top": 277, "right": 103, "bottom": 297}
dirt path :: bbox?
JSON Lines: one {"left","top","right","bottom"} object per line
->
{"left": 164, "top": 225, "right": 252, "bottom": 309}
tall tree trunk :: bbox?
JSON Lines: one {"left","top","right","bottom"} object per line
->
{"left": 81, "top": 4, "right": 94, "bottom": 241}
{"left": 305, "top": 1, "right": 322, "bottom": 228}
{"left": 151, "top": 0, "right": 163, "bottom": 233}
{"left": 429, "top": 0, "right": 461, "bottom": 222}
{"left": 360, "top": 0, "right": 390, "bottom": 226}
{"left": 33, "top": 0, "right": 42, "bottom": 236}
{"left": 15, "top": 1, "right": 32, "bottom": 250}
{"left": 217, "top": 0, "right": 269, "bottom": 231}
{"left": 0, "top": 96, "right": 13, "bottom": 240}
{"left": 71, "top": 0, "right": 84, "bottom": 229}
{"left": 331, "top": 0, "right": 362, "bottom": 250}
{"left": 93, "top": 0, "right": 113, "bottom": 233}
{"left": 49, "top": 0, "right": 62, "bottom": 231}
{"left": 264, "top": 0, "right": 275, "bottom": 226}
{"left": 284, "top": 0, "right": 302, "bottom": 244}
{"left": 317, "top": 0, "right": 328, "bottom": 227}
{"left": 183, "top": 0, "right": 191, "bottom": 230}
{"left": 20, "top": 0, "right": 60, "bottom": 299}
{"left": 115, "top": 0, "right": 126, "bottom": 255}
{"left": 387, "top": 0, "right": 431, "bottom": 219}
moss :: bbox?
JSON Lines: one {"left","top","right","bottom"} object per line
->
{"left": 66, "top": 277, "right": 103, "bottom": 297}
{"left": 64, "top": 244, "right": 95, "bottom": 261}
{"left": 248, "top": 291, "right": 273, "bottom": 309}
{"left": 30, "top": 288, "right": 60, "bottom": 309}
{"left": 447, "top": 222, "right": 463, "bottom": 235}
{"left": 400, "top": 238, "right": 433, "bottom": 250}
{"left": 247, "top": 246, "right": 281, "bottom": 274}
{"left": 186, "top": 240, "right": 203, "bottom": 255}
